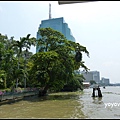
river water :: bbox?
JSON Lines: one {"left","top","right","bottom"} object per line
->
{"left": 81, "top": 86, "right": 120, "bottom": 119}
{"left": 0, "top": 86, "right": 120, "bottom": 119}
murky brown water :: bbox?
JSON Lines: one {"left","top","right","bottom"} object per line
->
{"left": 0, "top": 86, "right": 120, "bottom": 119}
{"left": 0, "top": 91, "right": 85, "bottom": 119}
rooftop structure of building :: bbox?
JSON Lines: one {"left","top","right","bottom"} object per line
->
{"left": 36, "top": 4, "right": 76, "bottom": 53}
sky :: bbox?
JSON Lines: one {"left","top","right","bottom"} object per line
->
{"left": 0, "top": 1, "right": 120, "bottom": 83}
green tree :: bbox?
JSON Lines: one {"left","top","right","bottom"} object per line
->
{"left": 10, "top": 34, "right": 36, "bottom": 88}
{"left": 0, "top": 70, "right": 7, "bottom": 89}
{"left": 90, "top": 80, "right": 96, "bottom": 85}
{"left": 61, "top": 73, "right": 85, "bottom": 92}
{"left": 0, "top": 33, "right": 35, "bottom": 89}
{"left": 29, "top": 28, "right": 89, "bottom": 96}
{"left": 0, "top": 34, "right": 18, "bottom": 88}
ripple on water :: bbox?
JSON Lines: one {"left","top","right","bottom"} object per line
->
{"left": 80, "top": 86, "right": 120, "bottom": 118}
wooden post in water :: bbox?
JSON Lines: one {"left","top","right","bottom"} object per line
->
{"left": 97, "top": 87, "right": 102, "bottom": 97}
{"left": 92, "top": 85, "right": 102, "bottom": 97}
{"left": 92, "top": 88, "right": 95, "bottom": 97}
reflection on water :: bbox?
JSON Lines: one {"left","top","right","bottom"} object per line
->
{"left": 81, "top": 86, "right": 120, "bottom": 119}
{"left": 92, "top": 97, "right": 103, "bottom": 104}
{"left": 0, "top": 86, "right": 120, "bottom": 119}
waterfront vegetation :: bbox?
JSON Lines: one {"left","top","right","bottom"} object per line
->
{"left": 0, "top": 28, "right": 89, "bottom": 97}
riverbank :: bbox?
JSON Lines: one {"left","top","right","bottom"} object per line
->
{"left": 0, "top": 87, "right": 39, "bottom": 102}
{"left": 0, "top": 91, "right": 86, "bottom": 119}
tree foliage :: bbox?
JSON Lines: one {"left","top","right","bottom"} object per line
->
{"left": 0, "top": 27, "right": 89, "bottom": 95}
{"left": 0, "top": 33, "right": 34, "bottom": 89}
{"left": 29, "top": 28, "right": 89, "bottom": 96}
{"left": 90, "top": 80, "right": 96, "bottom": 85}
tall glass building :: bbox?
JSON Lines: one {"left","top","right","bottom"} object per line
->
{"left": 36, "top": 17, "right": 76, "bottom": 53}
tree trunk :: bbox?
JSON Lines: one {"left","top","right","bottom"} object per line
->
{"left": 39, "top": 85, "right": 49, "bottom": 97}
{"left": 4, "top": 79, "right": 7, "bottom": 89}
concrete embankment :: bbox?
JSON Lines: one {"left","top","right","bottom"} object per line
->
{"left": 0, "top": 90, "right": 39, "bottom": 103}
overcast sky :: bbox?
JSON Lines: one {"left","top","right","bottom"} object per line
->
{"left": 0, "top": 1, "right": 120, "bottom": 83}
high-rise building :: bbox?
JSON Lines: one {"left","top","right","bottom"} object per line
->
{"left": 80, "top": 71, "right": 100, "bottom": 84}
{"left": 36, "top": 17, "right": 76, "bottom": 53}
{"left": 101, "top": 77, "right": 110, "bottom": 86}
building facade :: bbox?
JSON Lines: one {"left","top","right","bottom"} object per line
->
{"left": 101, "top": 77, "right": 110, "bottom": 86}
{"left": 36, "top": 17, "right": 76, "bottom": 53}
{"left": 80, "top": 71, "right": 100, "bottom": 84}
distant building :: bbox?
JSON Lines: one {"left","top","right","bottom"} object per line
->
{"left": 80, "top": 71, "right": 100, "bottom": 84}
{"left": 36, "top": 17, "right": 76, "bottom": 53}
{"left": 101, "top": 77, "right": 110, "bottom": 86}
